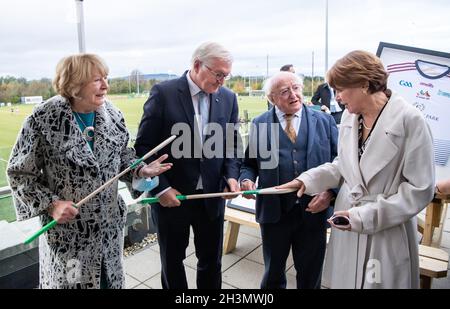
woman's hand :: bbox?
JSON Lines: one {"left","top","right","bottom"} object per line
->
{"left": 140, "top": 154, "right": 172, "bottom": 178}
{"left": 49, "top": 200, "right": 79, "bottom": 224}
{"left": 328, "top": 210, "right": 352, "bottom": 231}
{"left": 276, "top": 179, "right": 305, "bottom": 198}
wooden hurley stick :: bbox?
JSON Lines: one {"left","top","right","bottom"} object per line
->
{"left": 23, "top": 135, "right": 177, "bottom": 244}
{"left": 134, "top": 187, "right": 298, "bottom": 206}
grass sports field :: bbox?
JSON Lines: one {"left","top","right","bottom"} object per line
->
{"left": 0, "top": 94, "right": 267, "bottom": 222}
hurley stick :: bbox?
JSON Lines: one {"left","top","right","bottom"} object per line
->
{"left": 23, "top": 135, "right": 177, "bottom": 244}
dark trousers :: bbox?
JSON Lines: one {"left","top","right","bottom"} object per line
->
{"left": 151, "top": 197, "right": 224, "bottom": 289}
{"left": 260, "top": 204, "right": 327, "bottom": 289}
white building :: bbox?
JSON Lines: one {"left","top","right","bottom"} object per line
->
{"left": 20, "top": 96, "right": 43, "bottom": 104}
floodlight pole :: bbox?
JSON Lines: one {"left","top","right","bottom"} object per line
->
{"left": 325, "top": 0, "right": 329, "bottom": 76}
{"left": 75, "top": 0, "right": 86, "bottom": 53}
{"left": 312, "top": 51, "right": 315, "bottom": 97}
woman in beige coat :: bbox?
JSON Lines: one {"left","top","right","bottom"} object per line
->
{"left": 278, "top": 50, "right": 435, "bottom": 288}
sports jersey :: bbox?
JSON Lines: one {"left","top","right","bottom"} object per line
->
{"left": 387, "top": 60, "right": 450, "bottom": 166}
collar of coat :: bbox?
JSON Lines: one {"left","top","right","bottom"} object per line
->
{"left": 33, "top": 95, "right": 128, "bottom": 170}
{"left": 338, "top": 92, "right": 409, "bottom": 189}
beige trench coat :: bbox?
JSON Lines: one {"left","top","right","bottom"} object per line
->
{"left": 298, "top": 92, "right": 435, "bottom": 288}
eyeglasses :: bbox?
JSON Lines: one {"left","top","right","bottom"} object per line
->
{"left": 203, "top": 64, "right": 231, "bottom": 81}
{"left": 274, "top": 84, "right": 303, "bottom": 98}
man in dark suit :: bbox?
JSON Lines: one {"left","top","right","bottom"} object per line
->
{"left": 134, "top": 42, "right": 241, "bottom": 289}
{"left": 311, "top": 82, "right": 345, "bottom": 124}
{"left": 240, "top": 71, "right": 338, "bottom": 289}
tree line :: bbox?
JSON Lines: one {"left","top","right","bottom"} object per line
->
{"left": 0, "top": 74, "right": 324, "bottom": 103}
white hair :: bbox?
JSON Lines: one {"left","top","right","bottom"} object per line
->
{"left": 190, "top": 42, "right": 233, "bottom": 67}
{"left": 263, "top": 72, "right": 304, "bottom": 104}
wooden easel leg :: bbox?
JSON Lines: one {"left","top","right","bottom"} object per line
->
{"left": 223, "top": 221, "right": 240, "bottom": 255}
{"left": 423, "top": 203, "right": 437, "bottom": 246}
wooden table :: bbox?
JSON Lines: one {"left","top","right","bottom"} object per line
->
{"left": 421, "top": 193, "right": 449, "bottom": 247}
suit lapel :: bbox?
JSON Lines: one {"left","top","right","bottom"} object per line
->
{"left": 305, "top": 107, "right": 317, "bottom": 159}
{"left": 266, "top": 108, "right": 279, "bottom": 184}
{"left": 177, "top": 74, "right": 196, "bottom": 131}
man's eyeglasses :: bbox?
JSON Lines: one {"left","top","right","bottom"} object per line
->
{"left": 203, "top": 64, "right": 231, "bottom": 81}
{"left": 274, "top": 84, "right": 303, "bottom": 98}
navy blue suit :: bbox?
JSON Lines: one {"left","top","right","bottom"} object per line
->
{"left": 240, "top": 105, "right": 338, "bottom": 289}
{"left": 134, "top": 72, "right": 240, "bottom": 289}
{"left": 311, "top": 83, "right": 345, "bottom": 124}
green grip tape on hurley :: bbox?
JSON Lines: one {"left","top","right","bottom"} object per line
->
{"left": 139, "top": 195, "right": 188, "bottom": 204}
{"left": 24, "top": 219, "right": 57, "bottom": 245}
{"left": 242, "top": 190, "right": 260, "bottom": 195}
{"left": 130, "top": 158, "right": 144, "bottom": 169}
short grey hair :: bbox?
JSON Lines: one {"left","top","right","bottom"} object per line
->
{"left": 190, "top": 42, "right": 233, "bottom": 67}
{"left": 263, "top": 71, "right": 304, "bottom": 99}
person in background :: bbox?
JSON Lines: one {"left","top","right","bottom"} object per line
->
{"left": 278, "top": 50, "right": 435, "bottom": 289}
{"left": 312, "top": 82, "right": 345, "bottom": 124}
{"left": 241, "top": 71, "right": 338, "bottom": 289}
{"left": 7, "top": 54, "right": 172, "bottom": 289}
{"left": 280, "top": 64, "right": 295, "bottom": 73}
{"left": 134, "top": 42, "right": 241, "bottom": 289}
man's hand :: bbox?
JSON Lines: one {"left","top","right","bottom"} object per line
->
{"left": 276, "top": 179, "right": 305, "bottom": 198}
{"left": 223, "top": 178, "right": 240, "bottom": 200}
{"left": 49, "top": 200, "right": 79, "bottom": 224}
{"left": 306, "top": 190, "right": 334, "bottom": 213}
{"left": 321, "top": 105, "right": 331, "bottom": 114}
{"left": 139, "top": 154, "right": 172, "bottom": 178}
{"left": 241, "top": 180, "right": 256, "bottom": 200}
{"left": 159, "top": 188, "right": 182, "bottom": 207}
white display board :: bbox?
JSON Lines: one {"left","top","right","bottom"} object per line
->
{"left": 377, "top": 42, "right": 450, "bottom": 180}
{"left": 227, "top": 195, "right": 255, "bottom": 214}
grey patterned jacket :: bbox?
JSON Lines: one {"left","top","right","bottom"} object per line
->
{"left": 7, "top": 95, "right": 140, "bottom": 289}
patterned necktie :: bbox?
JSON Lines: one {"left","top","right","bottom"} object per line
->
{"left": 284, "top": 114, "right": 297, "bottom": 143}
{"left": 198, "top": 91, "right": 209, "bottom": 142}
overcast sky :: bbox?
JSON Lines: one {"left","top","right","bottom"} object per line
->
{"left": 0, "top": 0, "right": 449, "bottom": 80}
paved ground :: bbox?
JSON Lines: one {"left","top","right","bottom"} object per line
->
{"left": 124, "top": 222, "right": 450, "bottom": 289}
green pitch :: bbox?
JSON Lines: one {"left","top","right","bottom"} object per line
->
{"left": 0, "top": 95, "right": 267, "bottom": 222}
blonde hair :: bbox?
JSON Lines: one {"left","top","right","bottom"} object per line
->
{"left": 327, "top": 50, "right": 388, "bottom": 94}
{"left": 53, "top": 54, "right": 109, "bottom": 100}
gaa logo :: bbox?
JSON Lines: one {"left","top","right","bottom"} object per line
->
{"left": 399, "top": 80, "right": 413, "bottom": 88}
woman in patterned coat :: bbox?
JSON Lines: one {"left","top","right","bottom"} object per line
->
{"left": 7, "top": 54, "right": 172, "bottom": 288}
